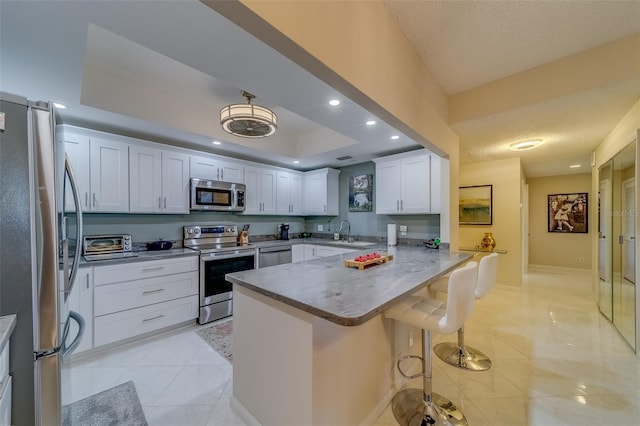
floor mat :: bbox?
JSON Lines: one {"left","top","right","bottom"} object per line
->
{"left": 195, "top": 319, "right": 233, "bottom": 363}
{"left": 62, "top": 380, "right": 147, "bottom": 426}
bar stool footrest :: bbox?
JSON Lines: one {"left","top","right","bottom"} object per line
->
{"left": 391, "top": 388, "right": 468, "bottom": 426}
{"left": 434, "top": 342, "right": 492, "bottom": 371}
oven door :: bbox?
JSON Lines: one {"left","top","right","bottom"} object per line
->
{"left": 199, "top": 250, "right": 256, "bottom": 310}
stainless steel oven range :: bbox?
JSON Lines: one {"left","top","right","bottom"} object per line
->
{"left": 184, "top": 225, "right": 256, "bottom": 324}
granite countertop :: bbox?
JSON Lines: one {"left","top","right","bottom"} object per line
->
{"left": 226, "top": 246, "right": 472, "bottom": 326}
{"left": 0, "top": 314, "right": 17, "bottom": 353}
{"left": 249, "top": 238, "right": 379, "bottom": 250}
{"left": 77, "top": 247, "right": 199, "bottom": 267}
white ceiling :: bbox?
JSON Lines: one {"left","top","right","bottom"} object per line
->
{"left": 1, "top": 1, "right": 639, "bottom": 177}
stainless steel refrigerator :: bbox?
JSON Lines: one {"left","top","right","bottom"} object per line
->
{"left": 0, "top": 92, "right": 84, "bottom": 426}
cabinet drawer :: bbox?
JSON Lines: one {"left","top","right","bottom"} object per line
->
{"left": 94, "top": 256, "right": 198, "bottom": 285}
{"left": 0, "top": 375, "right": 11, "bottom": 426}
{"left": 94, "top": 272, "right": 198, "bottom": 316}
{"left": 94, "top": 295, "right": 198, "bottom": 347}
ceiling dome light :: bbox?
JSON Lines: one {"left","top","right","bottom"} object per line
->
{"left": 293, "top": 160, "right": 300, "bottom": 164}
{"left": 329, "top": 99, "right": 340, "bottom": 106}
{"left": 390, "top": 135, "right": 400, "bottom": 140}
{"left": 220, "top": 91, "right": 277, "bottom": 138}
{"left": 509, "top": 139, "right": 543, "bottom": 151}
{"left": 53, "top": 102, "right": 67, "bottom": 109}
{"left": 212, "top": 141, "right": 222, "bottom": 145}
{"left": 366, "top": 120, "right": 376, "bottom": 126}
{"left": 569, "top": 164, "right": 582, "bottom": 168}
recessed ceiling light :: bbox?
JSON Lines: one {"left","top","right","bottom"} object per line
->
{"left": 53, "top": 102, "right": 67, "bottom": 109}
{"left": 329, "top": 99, "right": 340, "bottom": 106}
{"left": 390, "top": 135, "right": 400, "bottom": 140}
{"left": 212, "top": 141, "right": 222, "bottom": 145}
{"left": 509, "top": 139, "right": 543, "bottom": 151}
{"left": 569, "top": 164, "right": 582, "bottom": 168}
{"left": 293, "top": 160, "right": 300, "bottom": 164}
{"left": 366, "top": 120, "right": 376, "bottom": 126}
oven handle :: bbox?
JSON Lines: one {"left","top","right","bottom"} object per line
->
{"left": 200, "top": 250, "right": 257, "bottom": 261}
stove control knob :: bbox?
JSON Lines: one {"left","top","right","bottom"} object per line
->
{"left": 194, "top": 228, "right": 201, "bottom": 234}
{"left": 226, "top": 227, "right": 232, "bottom": 233}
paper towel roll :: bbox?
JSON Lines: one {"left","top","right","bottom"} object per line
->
{"left": 387, "top": 223, "right": 397, "bottom": 246}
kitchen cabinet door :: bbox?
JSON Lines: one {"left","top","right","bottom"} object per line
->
{"left": 190, "top": 155, "right": 244, "bottom": 184}
{"left": 63, "top": 268, "right": 94, "bottom": 355}
{"left": 277, "top": 171, "right": 303, "bottom": 215}
{"left": 129, "top": 145, "right": 163, "bottom": 213}
{"left": 89, "top": 137, "right": 130, "bottom": 212}
{"left": 161, "top": 151, "right": 190, "bottom": 213}
{"left": 61, "top": 133, "right": 91, "bottom": 212}
{"left": 244, "top": 166, "right": 277, "bottom": 215}
{"left": 400, "top": 155, "right": 430, "bottom": 213}
{"left": 303, "top": 168, "right": 340, "bottom": 215}
{"left": 375, "top": 160, "right": 402, "bottom": 214}
{"left": 292, "top": 244, "right": 305, "bottom": 263}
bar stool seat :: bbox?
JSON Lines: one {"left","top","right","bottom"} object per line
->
{"left": 385, "top": 261, "right": 478, "bottom": 426}
{"left": 433, "top": 253, "right": 499, "bottom": 371}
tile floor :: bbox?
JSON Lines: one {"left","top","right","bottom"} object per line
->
{"left": 67, "top": 265, "right": 639, "bottom": 425}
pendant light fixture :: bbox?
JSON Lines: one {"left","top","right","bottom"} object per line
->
{"left": 220, "top": 91, "right": 277, "bottom": 138}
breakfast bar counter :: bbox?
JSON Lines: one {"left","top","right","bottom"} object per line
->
{"left": 225, "top": 246, "right": 472, "bottom": 426}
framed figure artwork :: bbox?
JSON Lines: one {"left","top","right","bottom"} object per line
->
{"left": 548, "top": 193, "right": 588, "bottom": 233}
{"left": 349, "top": 174, "right": 373, "bottom": 212}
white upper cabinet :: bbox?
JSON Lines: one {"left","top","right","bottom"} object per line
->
{"left": 276, "top": 171, "right": 303, "bottom": 215}
{"left": 190, "top": 155, "right": 244, "bottom": 184}
{"left": 130, "top": 146, "right": 189, "bottom": 214}
{"left": 373, "top": 150, "right": 441, "bottom": 214}
{"left": 244, "top": 166, "right": 277, "bottom": 215}
{"left": 60, "top": 132, "right": 91, "bottom": 212}
{"left": 89, "top": 138, "right": 130, "bottom": 213}
{"left": 61, "top": 133, "right": 129, "bottom": 213}
{"left": 303, "top": 168, "right": 340, "bottom": 216}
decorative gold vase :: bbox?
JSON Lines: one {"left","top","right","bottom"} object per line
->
{"left": 480, "top": 233, "right": 496, "bottom": 251}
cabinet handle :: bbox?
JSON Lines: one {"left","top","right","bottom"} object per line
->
{"left": 397, "top": 200, "right": 400, "bottom": 211}
{"left": 158, "top": 197, "right": 162, "bottom": 209}
{"left": 142, "top": 267, "right": 164, "bottom": 273}
{"left": 324, "top": 204, "right": 327, "bottom": 213}
{"left": 142, "top": 314, "right": 165, "bottom": 323}
{"left": 221, "top": 169, "right": 224, "bottom": 181}
{"left": 86, "top": 273, "right": 90, "bottom": 289}
{"left": 84, "top": 192, "right": 89, "bottom": 208}
{"left": 164, "top": 197, "right": 167, "bottom": 208}
{"left": 401, "top": 200, "right": 403, "bottom": 211}
{"left": 92, "top": 193, "right": 97, "bottom": 207}
{"left": 142, "top": 288, "right": 165, "bottom": 295}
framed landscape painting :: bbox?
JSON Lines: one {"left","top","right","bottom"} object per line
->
{"left": 459, "top": 185, "right": 492, "bottom": 225}
{"left": 548, "top": 192, "right": 588, "bottom": 233}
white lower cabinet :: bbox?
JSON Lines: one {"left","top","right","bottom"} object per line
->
{"left": 292, "top": 244, "right": 305, "bottom": 263}
{"left": 93, "top": 256, "right": 199, "bottom": 348}
{"left": 94, "top": 296, "right": 198, "bottom": 347}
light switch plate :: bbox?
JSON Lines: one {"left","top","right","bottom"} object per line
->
{"left": 0, "top": 112, "right": 5, "bottom": 131}
{"left": 318, "top": 224, "right": 323, "bottom": 231}
{"left": 399, "top": 225, "right": 407, "bottom": 232}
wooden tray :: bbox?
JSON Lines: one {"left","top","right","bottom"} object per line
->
{"left": 344, "top": 254, "right": 393, "bottom": 270}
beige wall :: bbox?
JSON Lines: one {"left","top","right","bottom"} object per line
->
{"left": 527, "top": 174, "right": 592, "bottom": 269}
{"left": 459, "top": 158, "right": 522, "bottom": 285}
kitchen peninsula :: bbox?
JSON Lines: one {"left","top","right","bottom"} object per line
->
{"left": 225, "top": 246, "right": 472, "bottom": 426}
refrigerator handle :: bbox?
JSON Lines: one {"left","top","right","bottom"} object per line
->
{"left": 61, "top": 310, "right": 85, "bottom": 358}
{"left": 64, "top": 154, "right": 83, "bottom": 294}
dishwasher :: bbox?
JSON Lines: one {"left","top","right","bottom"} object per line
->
{"left": 258, "top": 244, "right": 292, "bottom": 268}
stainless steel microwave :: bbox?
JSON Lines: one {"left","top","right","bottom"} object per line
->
{"left": 190, "top": 178, "right": 246, "bottom": 212}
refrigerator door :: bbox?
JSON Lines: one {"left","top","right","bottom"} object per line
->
{"left": 31, "top": 102, "right": 63, "bottom": 425}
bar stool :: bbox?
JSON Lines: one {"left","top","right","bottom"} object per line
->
{"left": 385, "top": 261, "right": 478, "bottom": 426}
{"left": 433, "top": 253, "right": 499, "bottom": 371}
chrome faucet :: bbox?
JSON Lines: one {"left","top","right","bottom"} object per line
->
{"left": 338, "top": 220, "right": 352, "bottom": 242}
